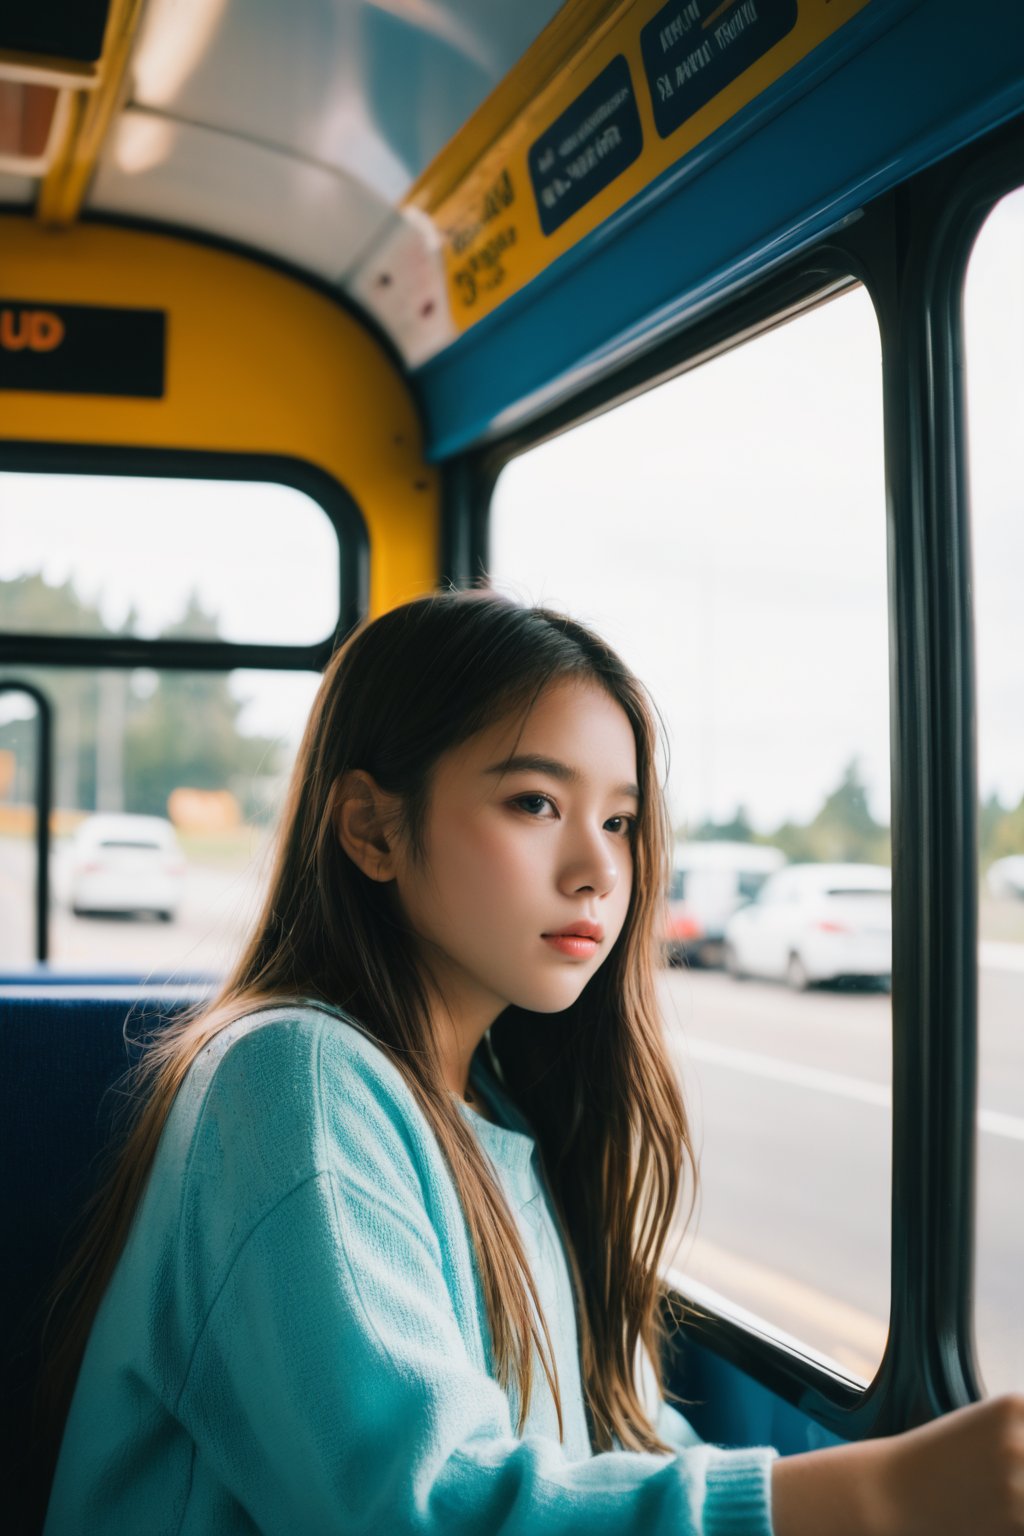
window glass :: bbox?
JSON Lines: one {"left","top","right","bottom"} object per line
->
{"left": 0, "top": 472, "right": 341, "bottom": 646}
{"left": 491, "top": 286, "right": 892, "bottom": 1380}
{"left": 0, "top": 663, "right": 319, "bottom": 974}
{"left": 964, "top": 184, "right": 1024, "bottom": 1397}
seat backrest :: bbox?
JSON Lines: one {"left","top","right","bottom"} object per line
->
{"left": 0, "top": 984, "right": 210, "bottom": 1534}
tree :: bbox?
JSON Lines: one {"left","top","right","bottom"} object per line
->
{"left": 979, "top": 792, "right": 1007, "bottom": 863}
{"left": 989, "top": 793, "right": 1024, "bottom": 862}
{"left": 123, "top": 592, "right": 283, "bottom": 817}
{"left": 0, "top": 575, "right": 284, "bottom": 818}
{"left": 0, "top": 572, "right": 107, "bottom": 809}
{"left": 687, "top": 806, "right": 756, "bottom": 843}
{"left": 799, "top": 758, "right": 890, "bottom": 864}
{"left": 810, "top": 759, "right": 876, "bottom": 854}
{"left": 680, "top": 761, "right": 891, "bottom": 865}
{"left": 766, "top": 819, "right": 816, "bottom": 863}
{"left": 0, "top": 570, "right": 108, "bottom": 637}
{"left": 682, "top": 766, "right": 891, "bottom": 866}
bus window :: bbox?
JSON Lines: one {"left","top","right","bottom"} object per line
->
{"left": 0, "top": 469, "right": 359, "bottom": 972}
{"left": 0, "top": 663, "right": 319, "bottom": 974}
{"left": 964, "top": 182, "right": 1024, "bottom": 1396}
{"left": 0, "top": 472, "right": 342, "bottom": 648}
{"left": 0, "top": 468, "right": 346, "bottom": 973}
{"left": 490, "top": 285, "right": 892, "bottom": 1381}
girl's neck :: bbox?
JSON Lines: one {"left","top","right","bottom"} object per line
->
{"left": 420, "top": 978, "right": 499, "bottom": 1103}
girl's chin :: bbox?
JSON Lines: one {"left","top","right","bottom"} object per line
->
{"left": 506, "top": 979, "right": 593, "bottom": 1015}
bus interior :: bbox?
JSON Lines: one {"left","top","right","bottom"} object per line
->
{"left": 2, "top": 0, "right": 1023, "bottom": 1528}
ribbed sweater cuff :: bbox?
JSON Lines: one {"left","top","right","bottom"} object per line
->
{"left": 704, "top": 1448, "right": 778, "bottom": 1536}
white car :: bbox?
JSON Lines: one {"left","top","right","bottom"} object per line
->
{"left": 986, "top": 855, "right": 1024, "bottom": 899}
{"left": 723, "top": 862, "right": 892, "bottom": 990}
{"left": 67, "top": 814, "right": 186, "bottom": 921}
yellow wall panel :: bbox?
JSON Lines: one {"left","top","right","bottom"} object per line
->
{"left": 0, "top": 218, "right": 439, "bottom": 617}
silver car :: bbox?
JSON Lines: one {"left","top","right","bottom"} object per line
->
{"left": 986, "top": 855, "right": 1024, "bottom": 900}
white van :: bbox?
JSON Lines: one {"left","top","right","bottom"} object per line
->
{"left": 665, "top": 840, "right": 786, "bottom": 966}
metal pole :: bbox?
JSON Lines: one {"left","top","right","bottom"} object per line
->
{"left": 0, "top": 682, "right": 54, "bottom": 964}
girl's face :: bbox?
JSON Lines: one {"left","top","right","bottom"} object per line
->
{"left": 392, "top": 678, "right": 639, "bottom": 1034}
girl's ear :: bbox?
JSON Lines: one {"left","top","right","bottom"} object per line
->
{"left": 332, "top": 770, "right": 403, "bottom": 882}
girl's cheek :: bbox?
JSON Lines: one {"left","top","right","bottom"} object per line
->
{"left": 436, "top": 820, "right": 522, "bottom": 899}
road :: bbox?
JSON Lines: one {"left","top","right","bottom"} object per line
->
{"left": 0, "top": 834, "right": 265, "bottom": 975}
{"left": 659, "top": 965, "right": 1024, "bottom": 1394}
{"left": 2, "top": 834, "right": 1022, "bottom": 1394}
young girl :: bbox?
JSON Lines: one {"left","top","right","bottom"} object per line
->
{"left": 42, "top": 592, "right": 1024, "bottom": 1534}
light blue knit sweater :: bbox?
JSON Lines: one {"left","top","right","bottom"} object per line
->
{"left": 45, "top": 1004, "right": 776, "bottom": 1535}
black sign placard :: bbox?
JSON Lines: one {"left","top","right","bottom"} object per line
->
{"left": 641, "top": 0, "right": 798, "bottom": 140}
{"left": 528, "top": 56, "right": 643, "bottom": 237}
{"left": 0, "top": 301, "right": 166, "bottom": 398}
{"left": 0, "top": 2, "right": 112, "bottom": 64}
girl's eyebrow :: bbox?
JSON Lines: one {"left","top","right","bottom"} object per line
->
{"left": 483, "top": 752, "right": 640, "bottom": 802}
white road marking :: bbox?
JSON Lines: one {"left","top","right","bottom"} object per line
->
{"left": 684, "top": 1037, "right": 1024, "bottom": 1142}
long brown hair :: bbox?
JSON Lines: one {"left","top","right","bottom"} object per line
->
{"left": 41, "top": 589, "right": 695, "bottom": 1461}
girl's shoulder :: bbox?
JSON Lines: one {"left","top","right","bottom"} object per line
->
{"left": 166, "top": 1001, "right": 436, "bottom": 1219}
{"left": 184, "top": 998, "right": 406, "bottom": 1107}
{"left": 113, "top": 1004, "right": 460, "bottom": 1404}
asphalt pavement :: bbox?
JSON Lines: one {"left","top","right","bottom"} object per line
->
{"left": 659, "top": 965, "right": 1024, "bottom": 1394}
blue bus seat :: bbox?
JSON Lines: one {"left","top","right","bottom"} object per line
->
{"left": 1, "top": 983, "right": 212, "bottom": 1535}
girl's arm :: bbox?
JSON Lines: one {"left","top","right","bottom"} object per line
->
{"left": 167, "top": 1164, "right": 775, "bottom": 1536}
{"left": 771, "top": 1395, "right": 1024, "bottom": 1536}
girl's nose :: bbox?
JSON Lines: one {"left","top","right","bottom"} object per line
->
{"left": 558, "top": 827, "right": 618, "bottom": 897}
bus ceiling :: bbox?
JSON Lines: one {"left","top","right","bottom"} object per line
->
{"left": 1, "top": 0, "right": 1023, "bottom": 460}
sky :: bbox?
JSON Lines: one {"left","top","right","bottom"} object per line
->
{"left": 964, "top": 188, "right": 1024, "bottom": 817}
{"left": 492, "top": 283, "right": 891, "bottom": 832}
{"left": 492, "top": 187, "right": 1023, "bottom": 832}
{"left": 1, "top": 191, "right": 1020, "bottom": 833}
{"left": 0, "top": 475, "right": 339, "bottom": 645}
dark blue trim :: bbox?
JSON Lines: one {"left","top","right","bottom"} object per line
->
{"left": 0, "top": 972, "right": 218, "bottom": 990}
{"left": 416, "top": 0, "right": 1024, "bottom": 457}
{"left": 669, "top": 1334, "right": 846, "bottom": 1454}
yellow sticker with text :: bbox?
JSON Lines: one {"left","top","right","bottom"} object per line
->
{"left": 418, "top": 0, "right": 872, "bottom": 332}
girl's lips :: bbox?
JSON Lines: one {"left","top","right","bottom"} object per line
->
{"left": 542, "top": 934, "right": 600, "bottom": 958}
{"left": 543, "top": 921, "right": 604, "bottom": 941}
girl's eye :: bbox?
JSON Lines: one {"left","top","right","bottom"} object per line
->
{"left": 510, "top": 797, "right": 635, "bottom": 835}
{"left": 512, "top": 793, "right": 556, "bottom": 817}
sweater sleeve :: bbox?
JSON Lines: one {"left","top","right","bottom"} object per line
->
{"left": 175, "top": 1165, "right": 776, "bottom": 1536}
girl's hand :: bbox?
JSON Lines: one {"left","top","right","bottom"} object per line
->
{"left": 771, "top": 1393, "right": 1024, "bottom": 1536}
{"left": 874, "top": 1393, "right": 1024, "bottom": 1536}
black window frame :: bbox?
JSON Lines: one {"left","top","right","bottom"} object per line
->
{"left": 0, "top": 442, "right": 369, "bottom": 964}
{"left": 442, "top": 110, "right": 1024, "bottom": 1438}
{"left": 0, "top": 681, "right": 53, "bottom": 962}
{"left": 0, "top": 443, "right": 369, "bottom": 673}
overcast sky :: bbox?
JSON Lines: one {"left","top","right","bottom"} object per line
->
{"left": 1, "top": 192, "right": 1020, "bottom": 834}
{"left": 492, "top": 282, "right": 891, "bottom": 832}
{"left": 497, "top": 187, "right": 1023, "bottom": 831}
{"left": 0, "top": 475, "right": 339, "bottom": 645}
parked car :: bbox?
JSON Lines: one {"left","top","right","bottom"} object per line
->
{"left": 986, "top": 854, "right": 1024, "bottom": 900}
{"left": 723, "top": 862, "right": 892, "bottom": 989}
{"left": 66, "top": 814, "right": 187, "bottom": 921}
{"left": 663, "top": 841, "right": 786, "bottom": 966}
